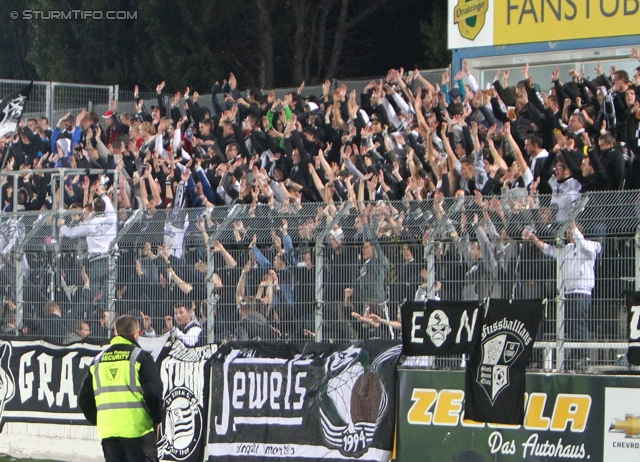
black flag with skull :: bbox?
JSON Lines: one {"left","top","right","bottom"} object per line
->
{"left": 0, "top": 82, "right": 33, "bottom": 138}
{"left": 401, "top": 300, "right": 484, "bottom": 356}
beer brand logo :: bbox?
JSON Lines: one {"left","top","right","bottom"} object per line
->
{"left": 453, "top": 0, "right": 489, "bottom": 41}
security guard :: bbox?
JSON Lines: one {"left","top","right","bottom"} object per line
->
{"left": 79, "top": 315, "right": 163, "bottom": 462}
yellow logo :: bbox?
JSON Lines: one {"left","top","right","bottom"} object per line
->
{"left": 610, "top": 414, "right": 640, "bottom": 438}
{"left": 453, "top": 0, "right": 489, "bottom": 41}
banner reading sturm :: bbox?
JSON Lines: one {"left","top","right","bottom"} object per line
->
{"left": 156, "top": 339, "right": 217, "bottom": 462}
{"left": 401, "top": 300, "right": 483, "bottom": 356}
{"left": 465, "top": 298, "right": 545, "bottom": 425}
{"left": 207, "top": 341, "right": 402, "bottom": 462}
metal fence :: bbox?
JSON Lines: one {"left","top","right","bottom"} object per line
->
{"left": 0, "top": 67, "right": 449, "bottom": 125}
{"left": 0, "top": 80, "right": 50, "bottom": 122}
{"left": 50, "top": 82, "right": 113, "bottom": 125}
{"left": 1, "top": 180, "right": 639, "bottom": 372}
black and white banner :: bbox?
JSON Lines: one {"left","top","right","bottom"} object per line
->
{"left": 464, "top": 299, "right": 545, "bottom": 425}
{"left": 625, "top": 292, "right": 640, "bottom": 366}
{"left": 207, "top": 341, "right": 402, "bottom": 462}
{"left": 156, "top": 339, "right": 217, "bottom": 462}
{"left": 0, "top": 337, "right": 216, "bottom": 462}
{"left": 0, "top": 339, "right": 103, "bottom": 429}
{"left": 0, "top": 82, "right": 32, "bottom": 138}
{"left": 401, "top": 300, "right": 484, "bottom": 356}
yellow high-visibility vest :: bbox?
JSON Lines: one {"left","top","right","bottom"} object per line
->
{"left": 90, "top": 337, "right": 154, "bottom": 439}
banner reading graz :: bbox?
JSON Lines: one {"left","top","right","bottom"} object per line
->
{"left": 207, "top": 341, "right": 402, "bottom": 462}
{"left": 0, "top": 337, "right": 217, "bottom": 462}
{"left": 0, "top": 339, "right": 103, "bottom": 428}
{"left": 396, "top": 369, "right": 640, "bottom": 462}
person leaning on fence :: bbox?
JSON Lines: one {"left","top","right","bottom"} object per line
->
{"left": 79, "top": 315, "right": 163, "bottom": 462}
{"left": 164, "top": 302, "right": 202, "bottom": 347}
{"left": 523, "top": 222, "right": 601, "bottom": 370}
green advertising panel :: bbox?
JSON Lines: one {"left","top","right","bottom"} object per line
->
{"left": 396, "top": 369, "right": 640, "bottom": 461}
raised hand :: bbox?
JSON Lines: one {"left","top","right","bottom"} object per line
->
{"left": 441, "top": 70, "right": 449, "bottom": 86}
{"left": 595, "top": 61, "right": 603, "bottom": 75}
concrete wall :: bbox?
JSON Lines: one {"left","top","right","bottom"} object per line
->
{"left": 0, "top": 422, "right": 101, "bottom": 461}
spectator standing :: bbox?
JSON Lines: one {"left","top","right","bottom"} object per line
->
{"left": 524, "top": 223, "right": 601, "bottom": 369}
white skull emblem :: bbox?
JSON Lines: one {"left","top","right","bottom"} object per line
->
{"left": 426, "top": 310, "right": 451, "bottom": 347}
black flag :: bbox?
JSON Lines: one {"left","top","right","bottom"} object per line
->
{"left": 464, "top": 298, "right": 545, "bottom": 425}
{"left": 625, "top": 292, "right": 640, "bottom": 365}
{"left": 401, "top": 300, "right": 483, "bottom": 356}
{"left": 0, "top": 82, "right": 33, "bottom": 138}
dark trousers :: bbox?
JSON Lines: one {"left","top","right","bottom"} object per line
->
{"left": 102, "top": 432, "right": 158, "bottom": 462}
{"left": 565, "top": 292, "right": 591, "bottom": 369}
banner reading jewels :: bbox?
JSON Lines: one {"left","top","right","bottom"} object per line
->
{"left": 396, "top": 369, "right": 640, "bottom": 462}
{"left": 206, "top": 341, "right": 402, "bottom": 462}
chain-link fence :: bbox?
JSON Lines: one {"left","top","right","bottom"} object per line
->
{"left": 1, "top": 177, "right": 639, "bottom": 372}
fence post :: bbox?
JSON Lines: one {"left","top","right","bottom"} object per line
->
{"left": 635, "top": 225, "right": 640, "bottom": 291}
{"left": 15, "top": 237, "right": 24, "bottom": 332}
{"left": 108, "top": 86, "right": 114, "bottom": 107}
{"left": 555, "top": 238, "right": 566, "bottom": 370}
{"left": 206, "top": 245, "right": 217, "bottom": 344}
{"left": 46, "top": 82, "right": 52, "bottom": 127}
{"left": 107, "top": 251, "right": 117, "bottom": 338}
{"left": 424, "top": 234, "right": 437, "bottom": 368}
{"left": 12, "top": 174, "right": 18, "bottom": 213}
{"left": 314, "top": 244, "right": 324, "bottom": 343}
{"left": 114, "top": 84, "right": 119, "bottom": 105}
{"left": 50, "top": 171, "right": 61, "bottom": 305}
{"left": 425, "top": 236, "right": 436, "bottom": 300}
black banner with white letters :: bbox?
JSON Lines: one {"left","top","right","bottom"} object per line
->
{"left": 156, "top": 339, "right": 217, "bottom": 462}
{"left": 0, "top": 337, "right": 217, "bottom": 462}
{"left": 464, "top": 299, "right": 545, "bottom": 425}
{"left": 625, "top": 292, "right": 640, "bottom": 365}
{"left": 206, "top": 341, "right": 402, "bottom": 462}
{"left": 0, "top": 339, "right": 103, "bottom": 429}
{"left": 401, "top": 300, "right": 484, "bottom": 356}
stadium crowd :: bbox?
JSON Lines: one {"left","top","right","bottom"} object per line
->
{"left": 1, "top": 50, "right": 640, "bottom": 348}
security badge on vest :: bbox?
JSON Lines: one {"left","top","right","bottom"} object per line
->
{"left": 90, "top": 341, "right": 154, "bottom": 440}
